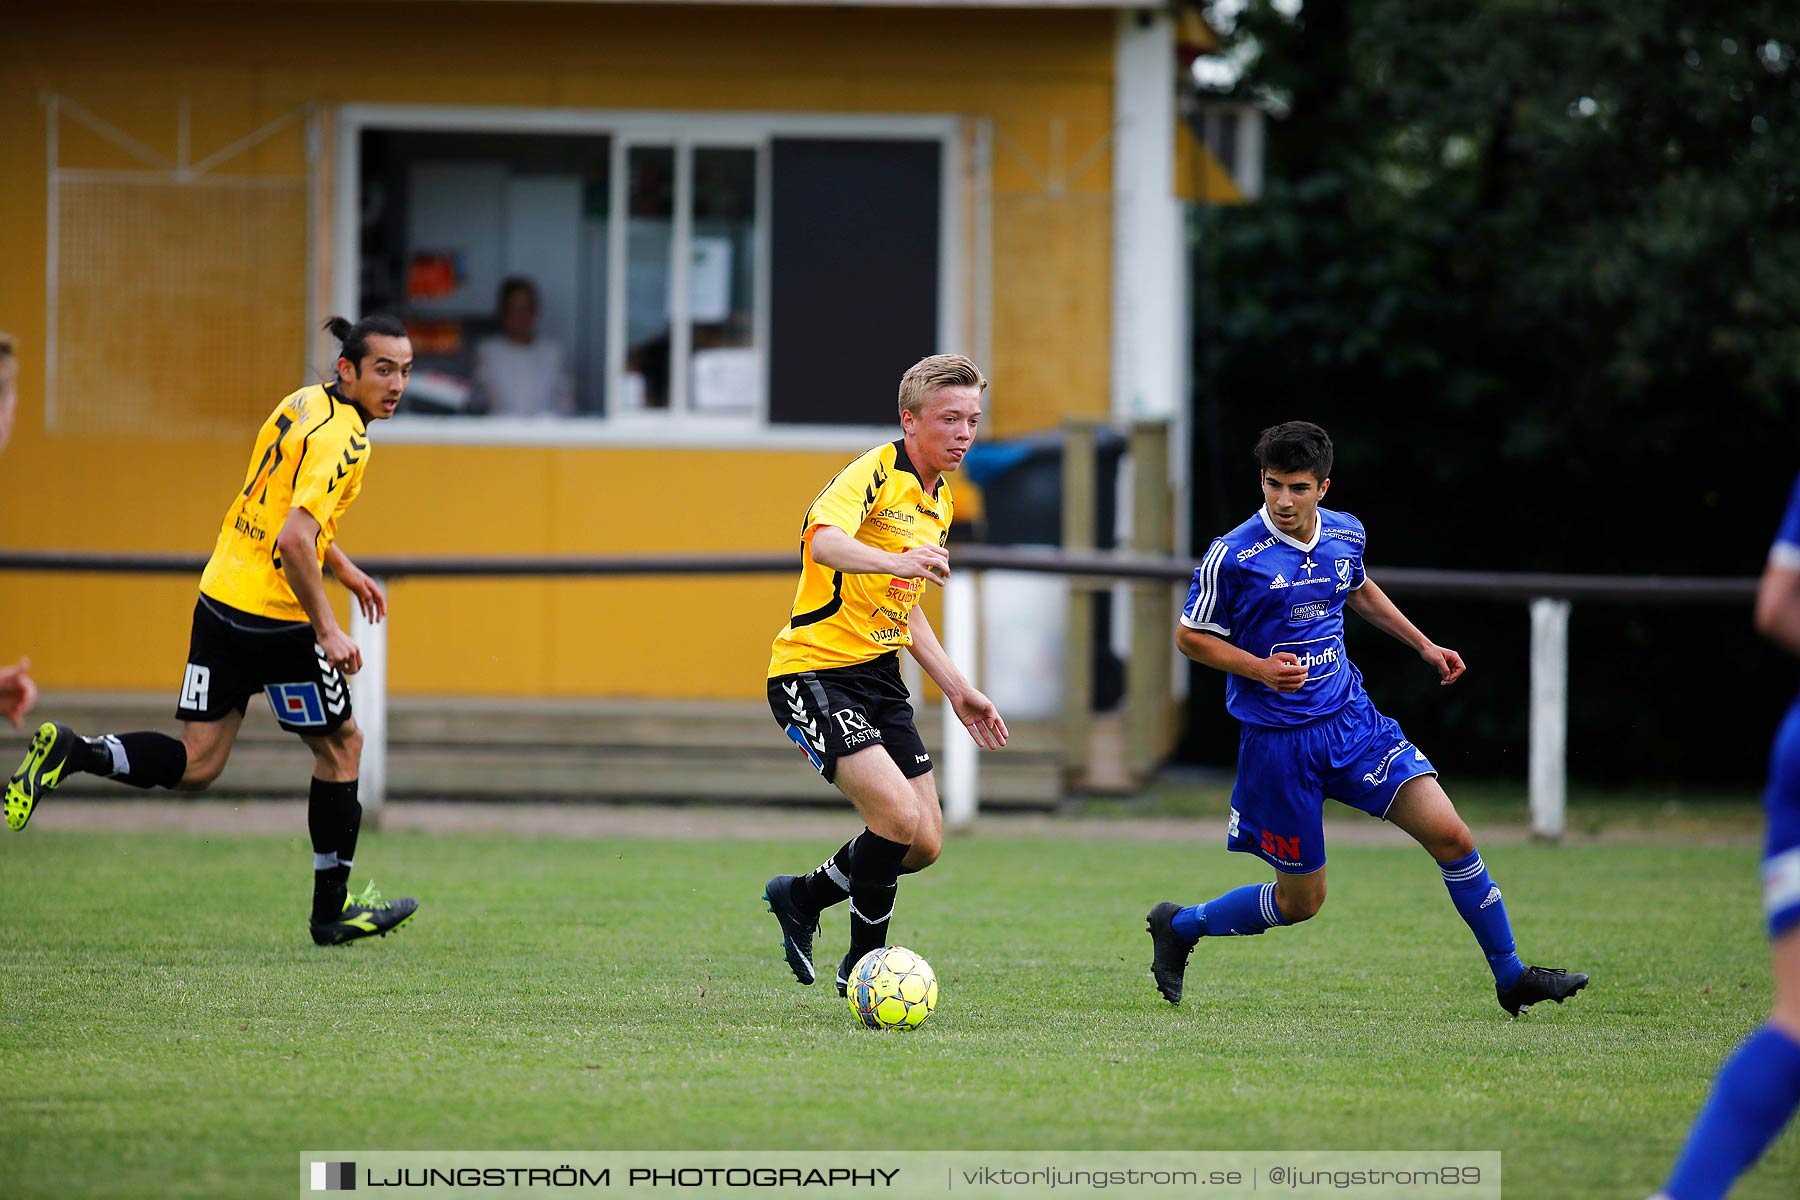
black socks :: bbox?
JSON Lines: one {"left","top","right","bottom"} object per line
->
{"left": 799, "top": 839, "right": 855, "bottom": 912}
{"left": 846, "top": 829, "right": 911, "bottom": 960}
{"left": 75, "top": 732, "right": 187, "bottom": 789}
{"left": 312, "top": 864, "right": 352, "bottom": 923}
{"left": 308, "top": 777, "right": 362, "bottom": 922}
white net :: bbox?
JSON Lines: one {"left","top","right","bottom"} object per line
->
{"left": 47, "top": 96, "right": 314, "bottom": 437}
{"left": 53, "top": 178, "right": 308, "bottom": 436}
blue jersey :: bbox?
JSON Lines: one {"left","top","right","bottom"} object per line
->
{"left": 1181, "top": 505, "right": 1369, "bottom": 729}
{"left": 1766, "top": 470, "right": 1800, "bottom": 937}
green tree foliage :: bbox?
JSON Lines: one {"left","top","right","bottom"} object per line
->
{"left": 1186, "top": 2, "right": 1800, "bottom": 781}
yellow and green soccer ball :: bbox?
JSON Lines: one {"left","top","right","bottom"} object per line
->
{"left": 846, "top": 946, "right": 938, "bottom": 1030}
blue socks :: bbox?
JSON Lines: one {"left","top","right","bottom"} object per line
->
{"left": 1662, "top": 1024, "right": 1800, "bottom": 1200}
{"left": 1439, "top": 850, "right": 1524, "bottom": 989}
{"left": 1171, "top": 882, "right": 1286, "bottom": 942}
{"left": 1169, "top": 848, "right": 1527, "bottom": 995}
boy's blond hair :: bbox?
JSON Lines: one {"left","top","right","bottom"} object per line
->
{"left": 897, "top": 353, "right": 987, "bottom": 419}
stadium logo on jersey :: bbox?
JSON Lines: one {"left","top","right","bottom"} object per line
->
{"left": 1269, "top": 635, "right": 1344, "bottom": 683}
{"left": 1290, "top": 601, "right": 1329, "bottom": 622}
{"left": 1237, "top": 536, "right": 1278, "bottom": 562}
{"left": 266, "top": 682, "right": 327, "bottom": 728}
{"left": 1335, "top": 559, "right": 1353, "bottom": 591}
{"left": 1269, "top": 573, "right": 1290, "bottom": 590}
{"left": 832, "top": 708, "right": 880, "bottom": 748}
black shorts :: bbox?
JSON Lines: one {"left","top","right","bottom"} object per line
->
{"left": 768, "top": 652, "right": 932, "bottom": 784}
{"left": 173, "top": 595, "right": 353, "bottom": 735}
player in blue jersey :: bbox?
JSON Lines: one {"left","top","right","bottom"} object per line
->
{"left": 1648, "top": 473, "right": 1800, "bottom": 1199}
{"left": 1145, "top": 421, "right": 1588, "bottom": 1016}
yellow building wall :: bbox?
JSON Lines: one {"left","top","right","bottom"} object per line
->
{"left": 0, "top": 2, "right": 1119, "bottom": 699}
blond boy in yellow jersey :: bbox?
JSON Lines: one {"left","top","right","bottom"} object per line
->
{"left": 6, "top": 316, "right": 419, "bottom": 946}
{"left": 763, "top": 354, "right": 1010, "bottom": 995}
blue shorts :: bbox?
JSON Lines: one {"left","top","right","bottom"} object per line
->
{"left": 1228, "top": 690, "right": 1437, "bottom": 875}
{"left": 1762, "top": 702, "right": 1800, "bottom": 940}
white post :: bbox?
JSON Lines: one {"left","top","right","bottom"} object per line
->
{"left": 1112, "top": 9, "right": 1183, "bottom": 422}
{"left": 941, "top": 569, "right": 980, "bottom": 829}
{"left": 1528, "top": 597, "right": 1571, "bottom": 841}
{"left": 900, "top": 650, "right": 926, "bottom": 714}
{"left": 349, "top": 582, "right": 389, "bottom": 825}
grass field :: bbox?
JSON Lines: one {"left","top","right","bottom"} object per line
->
{"left": 1, "top": 818, "right": 1793, "bottom": 1199}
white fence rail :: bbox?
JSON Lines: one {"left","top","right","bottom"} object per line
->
{"left": 0, "top": 549, "right": 1757, "bottom": 837}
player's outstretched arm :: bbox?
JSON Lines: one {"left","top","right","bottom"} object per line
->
{"left": 1755, "top": 563, "right": 1800, "bottom": 658}
{"left": 906, "top": 606, "right": 1008, "bottom": 749}
{"left": 1345, "top": 577, "right": 1465, "bottom": 685}
{"left": 1176, "top": 627, "right": 1309, "bottom": 693}
{"left": 276, "top": 509, "right": 361, "bottom": 675}
{"left": 323, "top": 544, "right": 387, "bottom": 624}
{"left": 811, "top": 526, "right": 949, "bottom": 585}
{"left": 0, "top": 657, "right": 37, "bottom": 728}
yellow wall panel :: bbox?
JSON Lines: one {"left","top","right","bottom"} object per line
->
{"left": 385, "top": 579, "right": 554, "bottom": 697}
{"left": 990, "top": 195, "right": 1112, "bottom": 432}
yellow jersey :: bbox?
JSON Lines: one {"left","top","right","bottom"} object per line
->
{"left": 200, "top": 384, "right": 371, "bottom": 622}
{"left": 768, "top": 440, "right": 953, "bottom": 676}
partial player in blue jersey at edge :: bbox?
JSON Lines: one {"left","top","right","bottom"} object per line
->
{"left": 1146, "top": 421, "right": 1589, "bottom": 1017}
{"left": 1649, "top": 471, "right": 1800, "bottom": 1200}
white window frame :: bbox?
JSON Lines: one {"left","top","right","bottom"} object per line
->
{"left": 607, "top": 132, "right": 765, "bottom": 426}
{"left": 334, "top": 104, "right": 962, "bottom": 449}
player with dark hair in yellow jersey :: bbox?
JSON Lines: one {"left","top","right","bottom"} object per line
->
{"left": 6, "top": 315, "right": 420, "bottom": 946}
{"left": 763, "top": 353, "right": 1010, "bottom": 995}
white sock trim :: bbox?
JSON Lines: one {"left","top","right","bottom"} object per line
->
{"left": 849, "top": 899, "right": 894, "bottom": 926}
{"left": 1441, "top": 856, "right": 1486, "bottom": 883}
{"left": 101, "top": 734, "right": 129, "bottom": 778}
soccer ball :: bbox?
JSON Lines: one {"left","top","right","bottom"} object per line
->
{"left": 846, "top": 945, "right": 938, "bottom": 1030}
